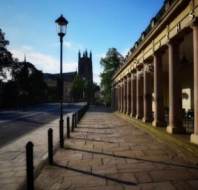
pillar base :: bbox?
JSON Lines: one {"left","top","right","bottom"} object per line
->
{"left": 142, "top": 117, "right": 153, "bottom": 123}
{"left": 136, "top": 115, "right": 143, "bottom": 120}
{"left": 190, "top": 134, "right": 198, "bottom": 145}
{"left": 124, "top": 111, "right": 127, "bottom": 114}
{"left": 166, "top": 125, "right": 186, "bottom": 134}
{"left": 130, "top": 113, "right": 135, "bottom": 118}
{"left": 126, "top": 112, "right": 131, "bottom": 116}
{"left": 152, "top": 120, "right": 165, "bottom": 127}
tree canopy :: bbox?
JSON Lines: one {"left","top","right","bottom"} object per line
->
{"left": 0, "top": 29, "right": 47, "bottom": 108}
{"left": 100, "top": 48, "right": 124, "bottom": 106}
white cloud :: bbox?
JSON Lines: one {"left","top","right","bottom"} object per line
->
{"left": 10, "top": 47, "right": 76, "bottom": 73}
{"left": 93, "top": 73, "right": 101, "bottom": 85}
{"left": 96, "top": 52, "right": 105, "bottom": 59}
{"left": 63, "top": 41, "right": 72, "bottom": 48}
{"left": 51, "top": 41, "right": 84, "bottom": 51}
{"left": 10, "top": 45, "right": 101, "bottom": 84}
{"left": 121, "top": 48, "right": 129, "bottom": 57}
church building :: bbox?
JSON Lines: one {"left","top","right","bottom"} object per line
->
{"left": 44, "top": 50, "right": 93, "bottom": 102}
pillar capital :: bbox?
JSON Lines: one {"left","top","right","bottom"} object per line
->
{"left": 191, "top": 17, "right": 198, "bottom": 27}
{"left": 136, "top": 63, "right": 143, "bottom": 71}
{"left": 167, "top": 34, "right": 184, "bottom": 47}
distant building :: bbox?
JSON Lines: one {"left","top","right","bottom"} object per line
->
{"left": 44, "top": 50, "right": 94, "bottom": 103}
{"left": 44, "top": 72, "right": 77, "bottom": 102}
{"left": 78, "top": 50, "right": 93, "bottom": 84}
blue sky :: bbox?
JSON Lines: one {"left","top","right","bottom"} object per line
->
{"left": 0, "top": 0, "right": 164, "bottom": 84}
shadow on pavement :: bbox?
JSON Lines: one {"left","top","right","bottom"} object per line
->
{"left": 53, "top": 163, "right": 137, "bottom": 186}
{"left": 71, "top": 137, "right": 118, "bottom": 144}
{"left": 65, "top": 147, "right": 198, "bottom": 170}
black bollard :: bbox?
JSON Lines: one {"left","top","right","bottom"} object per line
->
{"left": 26, "top": 141, "right": 34, "bottom": 190}
{"left": 74, "top": 113, "right": 77, "bottom": 128}
{"left": 59, "top": 120, "right": 64, "bottom": 148}
{"left": 67, "top": 116, "right": 70, "bottom": 138}
{"left": 76, "top": 113, "right": 78, "bottom": 127}
{"left": 71, "top": 114, "right": 74, "bottom": 132}
{"left": 48, "top": 128, "right": 53, "bottom": 165}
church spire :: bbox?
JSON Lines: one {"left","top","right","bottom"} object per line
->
{"left": 24, "top": 54, "right": 26, "bottom": 63}
{"left": 78, "top": 50, "right": 81, "bottom": 60}
{"left": 89, "top": 51, "right": 92, "bottom": 60}
{"left": 85, "top": 49, "right": 88, "bottom": 57}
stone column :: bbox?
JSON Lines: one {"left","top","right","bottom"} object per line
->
{"left": 120, "top": 80, "right": 123, "bottom": 112}
{"left": 125, "top": 77, "right": 128, "bottom": 114}
{"left": 117, "top": 83, "right": 120, "bottom": 111}
{"left": 191, "top": 21, "right": 198, "bottom": 144}
{"left": 123, "top": 77, "right": 127, "bottom": 114}
{"left": 152, "top": 52, "right": 164, "bottom": 127}
{"left": 130, "top": 71, "right": 137, "bottom": 117}
{"left": 143, "top": 64, "right": 153, "bottom": 122}
{"left": 127, "top": 74, "right": 131, "bottom": 115}
{"left": 136, "top": 69, "right": 144, "bottom": 119}
{"left": 166, "top": 39, "right": 185, "bottom": 134}
{"left": 119, "top": 83, "right": 121, "bottom": 112}
{"left": 111, "top": 86, "right": 115, "bottom": 110}
{"left": 117, "top": 84, "right": 120, "bottom": 111}
{"left": 115, "top": 85, "right": 118, "bottom": 110}
{"left": 122, "top": 79, "right": 125, "bottom": 113}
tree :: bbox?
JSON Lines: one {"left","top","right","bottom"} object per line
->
{"left": 100, "top": 48, "right": 124, "bottom": 106}
{"left": 70, "top": 74, "right": 85, "bottom": 101}
{"left": 0, "top": 28, "right": 47, "bottom": 108}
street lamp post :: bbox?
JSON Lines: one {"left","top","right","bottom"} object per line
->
{"left": 55, "top": 15, "right": 68, "bottom": 148}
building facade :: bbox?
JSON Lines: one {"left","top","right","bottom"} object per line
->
{"left": 44, "top": 72, "right": 77, "bottom": 102}
{"left": 44, "top": 50, "right": 94, "bottom": 103}
{"left": 112, "top": 0, "right": 198, "bottom": 145}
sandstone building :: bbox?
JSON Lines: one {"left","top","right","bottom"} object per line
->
{"left": 112, "top": 0, "right": 198, "bottom": 145}
{"left": 44, "top": 50, "right": 93, "bottom": 102}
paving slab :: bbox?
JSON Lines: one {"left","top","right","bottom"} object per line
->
{"left": 0, "top": 107, "right": 80, "bottom": 190}
{"left": 35, "top": 106, "right": 198, "bottom": 190}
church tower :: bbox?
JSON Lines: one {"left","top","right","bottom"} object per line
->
{"left": 78, "top": 50, "right": 93, "bottom": 83}
{"left": 78, "top": 50, "right": 93, "bottom": 102}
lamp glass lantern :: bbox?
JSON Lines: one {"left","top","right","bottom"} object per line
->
{"left": 55, "top": 15, "right": 68, "bottom": 37}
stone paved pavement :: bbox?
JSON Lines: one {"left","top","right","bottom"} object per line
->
{"left": 35, "top": 106, "right": 198, "bottom": 190}
{"left": 0, "top": 110, "right": 77, "bottom": 190}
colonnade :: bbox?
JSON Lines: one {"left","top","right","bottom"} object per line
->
{"left": 112, "top": 22, "right": 198, "bottom": 145}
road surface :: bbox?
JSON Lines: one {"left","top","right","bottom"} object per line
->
{"left": 0, "top": 103, "right": 83, "bottom": 147}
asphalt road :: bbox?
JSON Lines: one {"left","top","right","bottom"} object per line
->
{"left": 0, "top": 103, "right": 83, "bottom": 148}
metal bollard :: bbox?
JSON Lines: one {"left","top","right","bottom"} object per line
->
{"left": 59, "top": 120, "right": 64, "bottom": 148}
{"left": 76, "top": 112, "right": 79, "bottom": 125}
{"left": 71, "top": 114, "right": 74, "bottom": 132}
{"left": 67, "top": 116, "right": 70, "bottom": 138}
{"left": 48, "top": 128, "right": 53, "bottom": 165}
{"left": 26, "top": 141, "right": 34, "bottom": 190}
{"left": 74, "top": 113, "right": 77, "bottom": 128}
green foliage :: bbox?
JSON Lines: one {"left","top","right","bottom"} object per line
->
{"left": 71, "top": 75, "right": 99, "bottom": 103}
{"left": 100, "top": 48, "right": 123, "bottom": 106}
{"left": 0, "top": 61, "right": 47, "bottom": 107}
{"left": 71, "top": 74, "right": 85, "bottom": 101}
{"left": 0, "top": 29, "right": 47, "bottom": 108}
